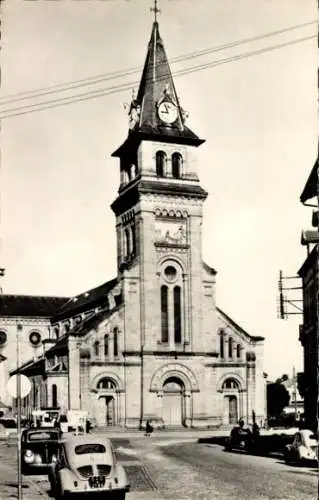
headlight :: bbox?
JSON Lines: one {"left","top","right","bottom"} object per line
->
{"left": 51, "top": 455, "right": 57, "bottom": 463}
{"left": 24, "top": 450, "right": 35, "bottom": 464}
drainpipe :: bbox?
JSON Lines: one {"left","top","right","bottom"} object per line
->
{"left": 139, "top": 216, "right": 145, "bottom": 430}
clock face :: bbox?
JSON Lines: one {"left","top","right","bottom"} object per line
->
{"left": 158, "top": 101, "right": 178, "bottom": 124}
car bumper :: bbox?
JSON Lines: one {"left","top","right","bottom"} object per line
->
{"left": 63, "top": 486, "right": 130, "bottom": 497}
{"left": 22, "top": 463, "right": 51, "bottom": 474}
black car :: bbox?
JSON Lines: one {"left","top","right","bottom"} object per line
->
{"left": 21, "top": 428, "right": 61, "bottom": 474}
{"left": 224, "top": 422, "right": 262, "bottom": 454}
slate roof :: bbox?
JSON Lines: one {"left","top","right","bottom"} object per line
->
{"left": 51, "top": 278, "right": 119, "bottom": 322}
{"left": 112, "top": 21, "right": 204, "bottom": 157}
{"left": 300, "top": 159, "right": 318, "bottom": 203}
{"left": 0, "top": 295, "right": 69, "bottom": 318}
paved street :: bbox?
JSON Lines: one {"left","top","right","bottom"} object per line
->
{"left": 0, "top": 433, "right": 317, "bottom": 500}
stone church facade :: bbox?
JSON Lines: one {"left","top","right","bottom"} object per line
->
{"left": 0, "top": 20, "right": 266, "bottom": 428}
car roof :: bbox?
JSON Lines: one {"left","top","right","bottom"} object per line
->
{"left": 299, "top": 429, "right": 317, "bottom": 438}
{"left": 25, "top": 427, "right": 59, "bottom": 433}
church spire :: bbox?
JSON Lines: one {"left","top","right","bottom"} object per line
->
{"left": 112, "top": 9, "right": 204, "bottom": 158}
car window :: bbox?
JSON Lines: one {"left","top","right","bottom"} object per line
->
{"left": 28, "top": 432, "right": 59, "bottom": 441}
{"left": 74, "top": 444, "right": 106, "bottom": 455}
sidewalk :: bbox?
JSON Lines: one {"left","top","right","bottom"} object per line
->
{"left": 0, "top": 462, "right": 48, "bottom": 499}
{"left": 93, "top": 426, "right": 228, "bottom": 439}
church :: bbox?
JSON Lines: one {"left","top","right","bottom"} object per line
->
{"left": 0, "top": 18, "right": 266, "bottom": 428}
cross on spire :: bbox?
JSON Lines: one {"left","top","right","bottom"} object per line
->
{"left": 150, "top": 0, "right": 161, "bottom": 23}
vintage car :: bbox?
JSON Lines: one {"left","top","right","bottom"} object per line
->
{"left": 48, "top": 434, "right": 130, "bottom": 499}
{"left": 224, "top": 423, "right": 257, "bottom": 453}
{"left": 284, "top": 429, "right": 318, "bottom": 466}
{"left": 21, "top": 428, "right": 61, "bottom": 474}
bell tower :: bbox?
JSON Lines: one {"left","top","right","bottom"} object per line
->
{"left": 111, "top": 15, "right": 216, "bottom": 366}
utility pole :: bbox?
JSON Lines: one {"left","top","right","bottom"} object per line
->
{"left": 277, "top": 270, "right": 303, "bottom": 318}
{"left": 16, "top": 323, "right": 22, "bottom": 500}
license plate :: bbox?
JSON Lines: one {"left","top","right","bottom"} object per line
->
{"left": 88, "top": 476, "right": 106, "bottom": 488}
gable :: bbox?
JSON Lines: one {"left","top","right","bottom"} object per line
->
{"left": 217, "top": 307, "right": 264, "bottom": 344}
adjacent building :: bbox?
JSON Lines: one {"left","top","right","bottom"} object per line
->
{"left": 1, "top": 19, "right": 266, "bottom": 428}
{"left": 298, "top": 159, "right": 318, "bottom": 432}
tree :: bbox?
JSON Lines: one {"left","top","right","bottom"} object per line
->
{"left": 267, "top": 381, "right": 290, "bottom": 417}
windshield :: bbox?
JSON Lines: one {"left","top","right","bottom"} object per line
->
{"left": 75, "top": 444, "right": 106, "bottom": 455}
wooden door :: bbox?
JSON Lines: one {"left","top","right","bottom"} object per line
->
{"left": 229, "top": 396, "right": 238, "bottom": 425}
{"left": 162, "top": 393, "right": 182, "bottom": 426}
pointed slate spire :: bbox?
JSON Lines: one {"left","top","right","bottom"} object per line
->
{"left": 136, "top": 21, "right": 183, "bottom": 131}
{"left": 133, "top": 21, "right": 202, "bottom": 144}
{"left": 112, "top": 20, "right": 204, "bottom": 158}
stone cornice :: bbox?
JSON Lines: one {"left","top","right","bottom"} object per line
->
{"left": 123, "top": 350, "right": 219, "bottom": 357}
{"left": 206, "top": 362, "right": 255, "bottom": 368}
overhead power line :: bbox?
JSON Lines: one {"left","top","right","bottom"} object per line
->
{"left": 0, "top": 34, "right": 315, "bottom": 120}
{"left": 0, "top": 20, "right": 316, "bottom": 106}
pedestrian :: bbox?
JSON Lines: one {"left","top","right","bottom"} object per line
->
{"left": 86, "top": 419, "right": 92, "bottom": 434}
{"left": 145, "top": 420, "right": 153, "bottom": 437}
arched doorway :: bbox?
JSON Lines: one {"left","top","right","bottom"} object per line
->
{"left": 222, "top": 378, "right": 241, "bottom": 425}
{"left": 96, "top": 377, "right": 117, "bottom": 426}
{"left": 162, "top": 377, "right": 185, "bottom": 427}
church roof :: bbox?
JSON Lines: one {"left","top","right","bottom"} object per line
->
{"left": 112, "top": 21, "right": 204, "bottom": 156}
{"left": 217, "top": 307, "right": 264, "bottom": 342}
{"left": 0, "top": 295, "right": 69, "bottom": 318}
{"left": 51, "top": 278, "right": 119, "bottom": 322}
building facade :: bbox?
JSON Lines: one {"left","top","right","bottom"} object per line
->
{"left": 298, "top": 159, "right": 318, "bottom": 432}
{"left": 2, "top": 19, "right": 266, "bottom": 428}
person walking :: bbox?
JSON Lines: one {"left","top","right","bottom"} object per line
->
{"left": 145, "top": 420, "right": 153, "bottom": 437}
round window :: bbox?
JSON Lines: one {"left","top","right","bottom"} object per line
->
{"left": 0, "top": 331, "right": 7, "bottom": 346}
{"left": 164, "top": 265, "right": 177, "bottom": 281}
{"left": 29, "top": 331, "right": 42, "bottom": 347}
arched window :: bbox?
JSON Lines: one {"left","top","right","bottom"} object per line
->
{"left": 156, "top": 151, "right": 166, "bottom": 177}
{"left": 97, "top": 378, "right": 116, "bottom": 390}
{"left": 161, "top": 285, "right": 169, "bottom": 342}
{"left": 219, "top": 330, "right": 225, "bottom": 358}
{"left": 52, "top": 384, "right": 58, "bottom": 407}
{"left": 124, "top": 227, "right": 130, "bottom": 258}
{"left": 228, "top": 337, "right": 233, "bottom": 358}
{"left": 94, "top": 341, "right": 100, "bottom": 357}
{"left": 104, "top": 334, "right": 109, "bottom": 356}
{"left": 236, "top": 344, "right": 241, "bottom": 358}
{"left": 222, "top": 378, "right": 239, "bottom": 390}
{"left": 172, "top": 152, "right": 183, "bottom": 179}
{"left": 131, "top": 225, "right": 136, "bottom": 255}
{"left": 174, "top": 286, "right": 182, "bottom": 343}
{"left": 113, "top": 327, "right": 118, "bottom": 357}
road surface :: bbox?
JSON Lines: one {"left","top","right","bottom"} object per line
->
{"left": 0, "top": 435, "right": 317, "bottom": 499}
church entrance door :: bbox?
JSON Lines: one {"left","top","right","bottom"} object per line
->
{"left": 228, "top": 396, "right": 238, "bottom": 425}
{"left": 162, "top": 377, "right": 184, "bottom": 427}
{"left": 97, "top": 396, "right": 115, "bottom": 426}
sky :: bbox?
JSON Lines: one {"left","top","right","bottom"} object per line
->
{"left": 1, "top": 0, "right": 317, "bottom": 380}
